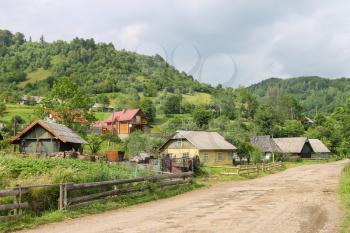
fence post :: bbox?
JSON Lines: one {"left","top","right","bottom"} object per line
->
{"left": 63, "top": 184, "right": 68, "bottom": 209}
{"left": 262, "top": 163, "right": 265, "bottom": 172}
{"left": 256, "top": 164, "right": 259, "bottom": 175}
{"left": 237, "top": 165, "right": 240, "bottom": 176}
{"left": 59, "top": 184, "right": 63, "bottom": 210}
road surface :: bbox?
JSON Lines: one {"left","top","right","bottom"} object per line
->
{"left": 21, "top": 160, "right": 348, "bottom": 233}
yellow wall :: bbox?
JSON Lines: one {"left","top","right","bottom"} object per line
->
{"left": 199, "top": 150, "right": 235, "bottom": 165}
{"left": 162, "top": 148, "right": 199, "bottom": 158}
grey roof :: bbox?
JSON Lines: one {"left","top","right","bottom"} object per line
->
{"left": 40, "top": 121, "right": 87, "bottom": 144}
{"left": 309, "top": 139, "right": 331, "bottom": 153}
{"left": 250, "top": 135, "right": 281, "bottom": 153}
{"left": 174, "top": 130, "right": 237, "bottom": 150}
{"left": 273, "top": 137, "right": 308, "bottom": 153}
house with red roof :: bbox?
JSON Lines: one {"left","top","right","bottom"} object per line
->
{"left": 92, "top": 108, "right": 149, "bottom": 138}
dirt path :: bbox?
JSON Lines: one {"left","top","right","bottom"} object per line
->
{"left": 21, "top": 160, "right": 349, "bottom": 233}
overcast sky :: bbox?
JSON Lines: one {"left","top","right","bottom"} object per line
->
{"left": 1, "top": 0, "right": 350, "bottom": 87}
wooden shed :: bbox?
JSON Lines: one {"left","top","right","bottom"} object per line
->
{"left": 11, "top": 120, "right": 87, "bottom": 155}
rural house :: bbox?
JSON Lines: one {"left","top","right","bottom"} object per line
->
{"left": 251, "top": 136, "right": 331, "bottom": 160}
{"left": 11, "top": 120, "right": 87, "bottom": 155}
{"left": 308, "top": 139, "right": 331, "bottom": 157}
{"left": 250, "top": 135, "right": 281, "bottom": 161}
{"left": 272, "top": 137, "right": 314, "bottom": 158}
{"left": 159, "top": 130, "right": 237, "bottom": 165}
{"left": 92, "top": 108, "right": 149, "bottom": 138}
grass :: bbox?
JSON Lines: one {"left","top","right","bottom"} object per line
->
{"left": 183, "top": 92, "right": 212, "bottom": 105}
{"left": 0, "top": 104, "right": 36, "bottom": 123}
{"left": 94, "top": 112, "right": 111, "bottom": 121}
{"left": 0, "top": 183, "right": 200, "bottom": 233}
{"left": 283, "top": 158, "right": 337, "bottom": 169}
{"left": 19, "top": 68, "right": 51, "bottom": 87}
{"left": 340, "top": 164, "right": 350, "bottom": 233}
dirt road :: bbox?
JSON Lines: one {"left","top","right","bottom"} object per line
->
{"left": 21, "top": 160, "right": 348, "bottom": 233}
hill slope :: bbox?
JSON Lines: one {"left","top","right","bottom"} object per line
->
{"left": 0, "top": 29, "right": 212, "bottom": 101}
{"left": 248, "top": 76, "right": 350, "bottom": 115}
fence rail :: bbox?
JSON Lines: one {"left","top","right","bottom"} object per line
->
{"left": 0, "top": 172, "right": 193, "bottom": 220}
{"left": 205, "top": 161, "right": 283, "bottom": 176}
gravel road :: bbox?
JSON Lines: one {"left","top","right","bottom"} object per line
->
{"left": 20, "top": 160, "right": 348, "bottom": 233}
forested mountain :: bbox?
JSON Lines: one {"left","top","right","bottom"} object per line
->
{"left": 0, "top": 29, "right": 211, "bottom": 102}
{"left": 248, "top": 76, "right": 350, "bottom": 115}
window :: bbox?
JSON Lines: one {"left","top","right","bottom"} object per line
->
{"left": 228, "top": 151, "right": 233, "bottom": 161}
{"left": 216, "top": 152, "right": 224, "bottom": 161}
{"left": 175, "top": 140, "right": 182, "bottom": 148}
{"left": 203, "top": 151, "right": 209, "bottom": 162}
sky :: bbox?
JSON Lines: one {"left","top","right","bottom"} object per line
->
{"left": 1, "top": 0, "right": 350, "bottom": 87}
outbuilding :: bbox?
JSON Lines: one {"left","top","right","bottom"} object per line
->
{"left": 11, "top": 120, "right": 87, "bottom": 155}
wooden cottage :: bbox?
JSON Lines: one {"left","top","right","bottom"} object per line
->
{"left": 250, "top": 135, "right": 281, "bottom": 161}
{"left": 160, "top": 130, "right": 237, "bottom": 165}
{"left": 273, "top": 137, "right": 313, "bottom": 158}
{"left": 309, "top": 139, "right": 331, "bottom": 157}
{"left": 92, "top": 109, "right": 149, "bottom": 138}
{"left": 11, "top": 120, "right": 87, "bottom": 155}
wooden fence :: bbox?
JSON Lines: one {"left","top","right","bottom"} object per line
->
{"left": 206, "top": 161, "right": 283, "bottom": 176}
{"left": 0, "top": 172, "right": 193, "bottom": 220}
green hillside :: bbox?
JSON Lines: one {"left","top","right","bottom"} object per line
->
{"left": 248, "top": 76, "right": 350, "bottom": 115}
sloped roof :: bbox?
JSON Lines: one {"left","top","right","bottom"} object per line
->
{"left": 173, "top": 130, "right": 237, "bottom": 150}
{"left": 273, "top": 137, "right": 308, "bottom": 153}
{"left": 309, "top": 139, "right": 331, "bottom": 153}
{"left": 250, "top": 135, "right": 281, "bottom": 153}
{"left": 105, "top": 109, "right": 143, "bottom": 123}
{"left": 11, "top": 120, "right": 87, "bottom": 144}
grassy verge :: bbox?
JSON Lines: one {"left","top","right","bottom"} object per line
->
{"left": 0, "top": 183, "right": 200, "bottom": 233}
{"left": 284, "top": 158, "right": 337, "bottom": 169}
{"left": 195, "top": 165, "right": 284, "bottom": 184}
{"left": 340, "top": 164, "right": 350, "bottom": 233}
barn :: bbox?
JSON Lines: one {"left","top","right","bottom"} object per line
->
{"left": 273, "top": 137, "right": 313, "bottom": 158}
{"left": 11, "top": 120, "right": 87, "bottom": 155}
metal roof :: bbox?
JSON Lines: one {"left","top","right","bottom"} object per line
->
{"left": 309, "top": 139, "right": 331, "bottom": 153}
{"left": 174, "top": 130, "right": 237, "bottom": 150}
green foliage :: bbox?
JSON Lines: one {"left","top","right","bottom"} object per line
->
{"left": 193, "top": 106, "right": 212, "bottom": 128}
{"left": 36, "top": 77, "right": 95, "bottom": 132}
{"left": 0, "top": 102, "right": 5, "bottom": 116}
{"left": 139, "top": 99, "right": 156, "bottom": 123}
{"left": 124, "top": 131, "right": 164, "bottom": 158}
{"left": 161, "top": 94, "right": 182, "bottom": 114}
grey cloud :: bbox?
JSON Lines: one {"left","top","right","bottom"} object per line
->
{"left": 1, "top": 0, "right": 350, "bottom": 86}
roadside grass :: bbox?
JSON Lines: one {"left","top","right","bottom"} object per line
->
{"left": 340, "top": 164, "right": 350, "bottom": 233}
{"left": 0, "top": 104, "right": 36, "bottom": 123}
{"left": 0, "top": 183, "right": 200, "bottom": 233}
{"left": 195, "top": 165, "right": 285, "bottom": 184}
{"left": 284, "top": 158, "right": 337, "bottom": 169}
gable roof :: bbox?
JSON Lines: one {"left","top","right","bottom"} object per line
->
{"left": 273, "top": 137, "right": 308, "bottom": 153}
{"left": 250, "top": 135, "right": 281, "bottom": 153}
{"left": 105, "top": 109, "right": 144, "bottom": 123}
{"left": 11, "top": 120, "right": 87, "bottom": 144}
{"left": 171, "top": 130, "right": 237, "bottom": 150}
{"left": 309, "top": 139, "right": 331, "bottom": 153}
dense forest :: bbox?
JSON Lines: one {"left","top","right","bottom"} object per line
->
{"left": 248, "top": 76, "right": 350, "bottom": 115}
{"left": 0, "top": 29, "right": 211, "bottom": 102}
{"left": 1, "top": 29, "right": 350, "bottom": 159}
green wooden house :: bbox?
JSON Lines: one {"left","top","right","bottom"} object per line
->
{"left": 11, "top": 120, "right": 87, "bottom": 155}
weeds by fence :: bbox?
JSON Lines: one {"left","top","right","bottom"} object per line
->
{"left": 205, "top": 161, "right": 283, "bottom": 176}
{"left": 0, "top": 172, "right": 193, "bottom": 221}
